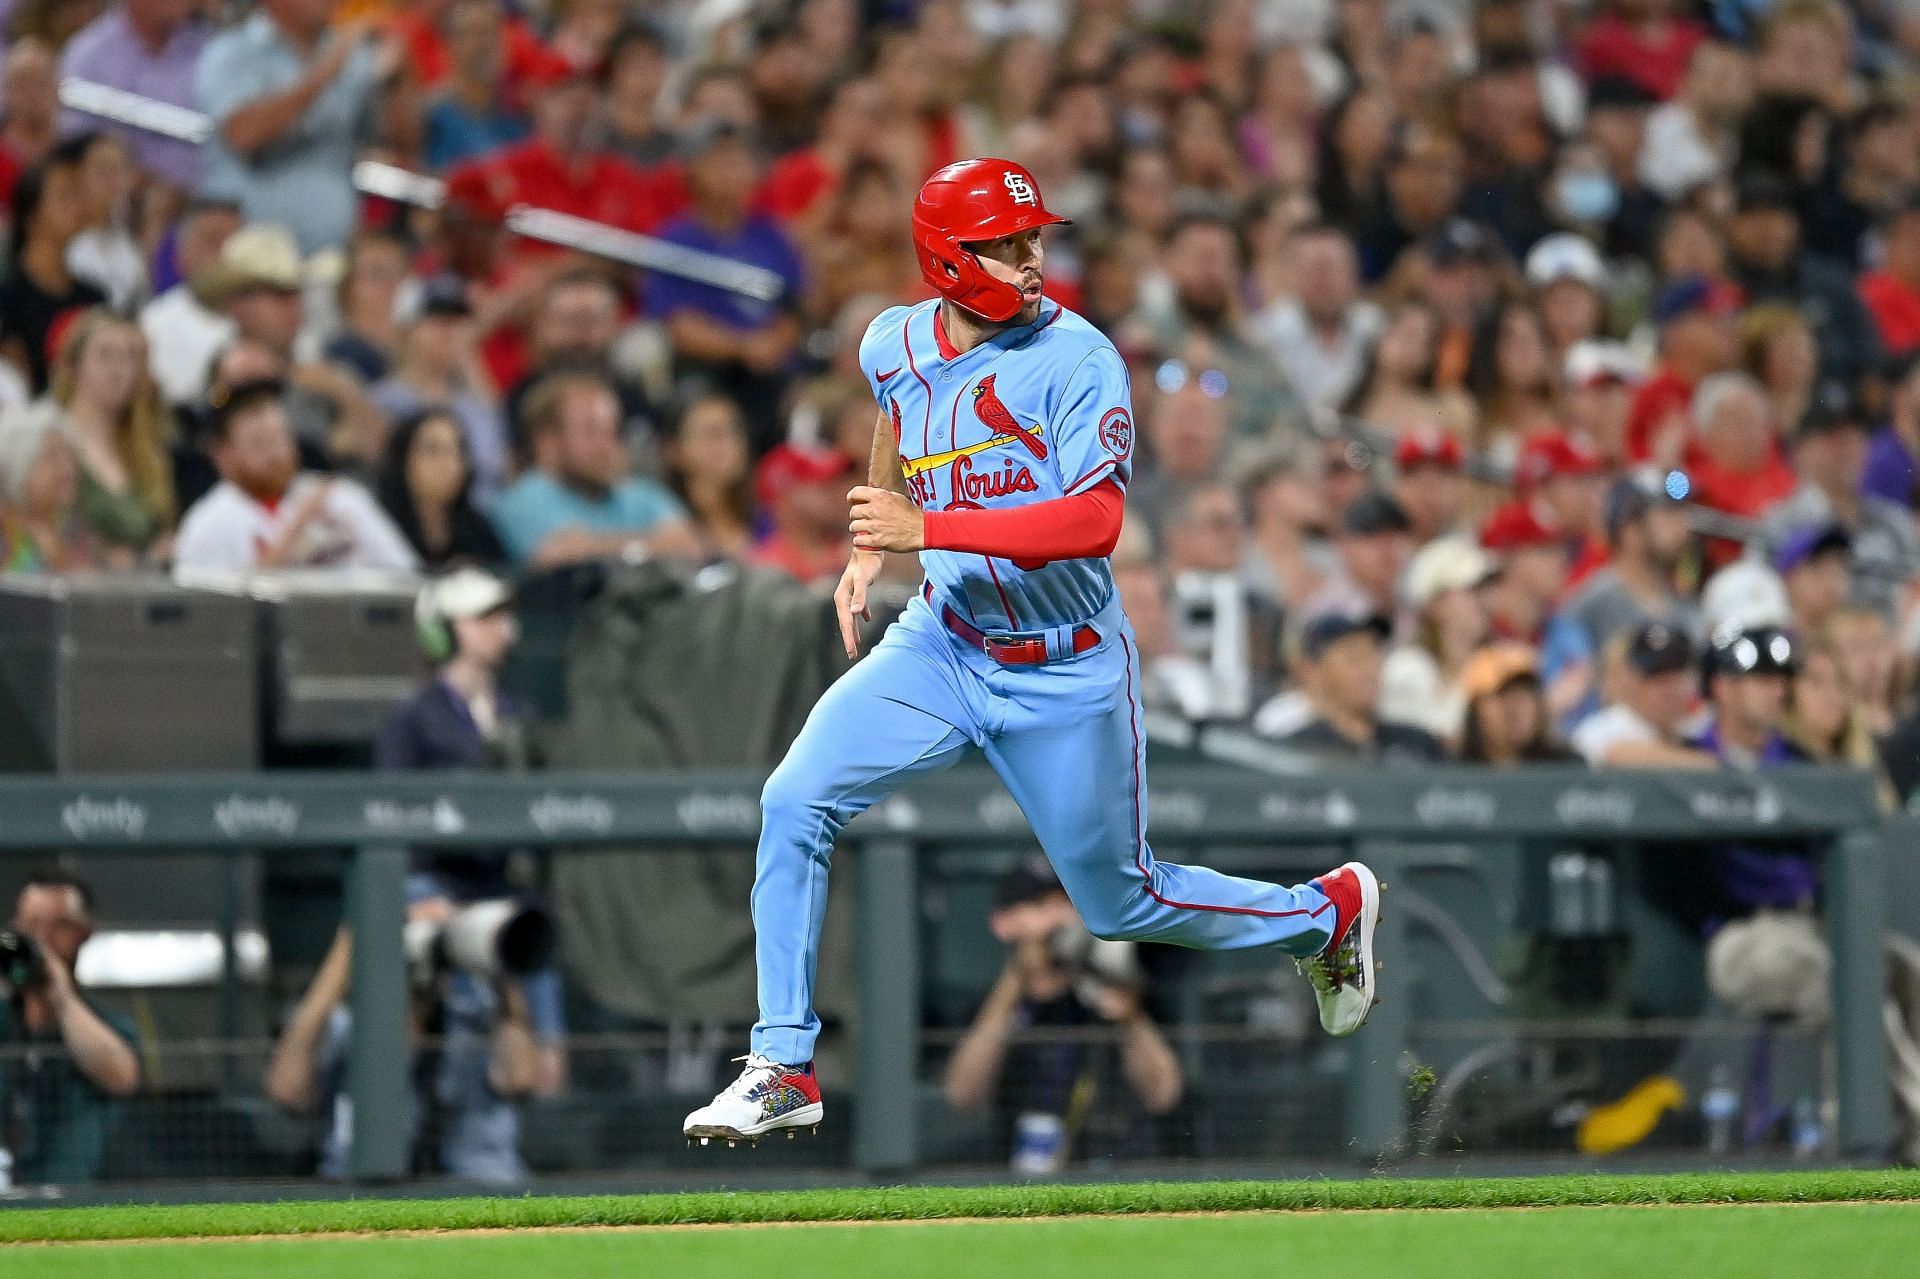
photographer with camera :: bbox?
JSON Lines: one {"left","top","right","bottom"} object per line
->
{"left": 376, "top": 569, "right": 566, "bottom": 1096}
{"left": 264, "top": 919, "right": 551, "bottom": 1183}
{"left": 943, "top": 861, "right": 1183, "bottom": 1174}
{"left": 0, "top": 871, "right": 140, "bottom": 1186}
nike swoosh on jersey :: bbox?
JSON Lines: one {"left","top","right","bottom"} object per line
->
{"left": 876, "top": 367, "right": 902, "bottom": 383}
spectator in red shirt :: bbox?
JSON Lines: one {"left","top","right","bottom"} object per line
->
{"left": 1479, "top": 502, "right": 1571, "bottom": 646}
{"left": 1393, "top": 429, "right": 1470, "bottom": 546}
{"left": 1685, "top": 371, "right": 1798, "bottom": 567}
{"left": 1561, "top": 339, "right": 1644, "bottom": 464}
{"left": 1859, "top": 203, "right": 1920, "bottom": 359}
{"left": 389, "top": 0, "right": 554, "bottom": 96}
{"left": 1575, "top": 0, "right": 1707, "bottom": 102}
{"left": 453, "top": 59, "right": 683, "bottom": 256}
{"left": 1625, "top": 275, "right": 1740, "bottom": 465}
{"left": 758, "top": 77, "right": 890, "bottom": 234}
{"left": 0, "top": 38, "right": 59, "bottom": 210}
{"left": 1515, "top": 432, "right": 1610, "bottom": 588}
{"left": 750, "top": 442, "right": 855, "bottom": 585}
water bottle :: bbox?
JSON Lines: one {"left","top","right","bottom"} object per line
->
{"left": 1585, "top": 856, "right": 1615, "bottom": 936}
{"left": 1701, "top": 1066, "right": 1739, "bottom": 1156}
{"left": 1011, "top": 1112, "right": 1068, "bottom": 1176}
{"left": 1791, "top": 1093, "right": 1823, "bottom": 1159}
{"left": 1549, "top": 853, "right": 1591, "bottom": 937}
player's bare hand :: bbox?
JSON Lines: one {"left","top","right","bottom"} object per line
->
{"left": 834, "top": 549, "right": 884, "bottom": 659}
{"left": 848, "top": 486, "right": 924, "bottom": 554}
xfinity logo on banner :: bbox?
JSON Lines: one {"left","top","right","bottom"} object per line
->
{"left": 1151, "top": 790, "right": 1208, "bottom": 829}
{"left": 1414, "top": 787, "right": 1498, "bottom": 828}
{"left": 1688, "top": 785, "right": 1784, "bottom": 826}
{"left": 60, "top": 795, "right": 148, "bottom": 841}
{"left": 1555, "top": 787, "right": 1637, "bottom": 828}
{"left": 213, "top": 795, "right": 300, "bottom": 839}
{"left": 1259, "top": 790, "right": 1358, "bottom": 829}
{"left": 528, "top": 793, "right": 615, "bottom": 837}
{"left": 676, "top": 792, "right": 761, "bottom": 835}
{"left": 364, "top": 796, "right": 467, "bottom": 836}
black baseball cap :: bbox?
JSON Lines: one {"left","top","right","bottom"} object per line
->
{"left": 1340, "top": 490, "right": 1412, "bottom": 537}
{"left": 1424, "top": 218, "right": 1497, "bottom": 268}
{"left": 995, "top": 856, "right": 1065, "bottom": 909}
{"left": 1626, "top": 622, "right": 1695, "bottom": 676}
{"left": 1298, "top": 609, "right": 1392, "bottom": 660}
{"left": 1587, "top": 76, "right": 1656, "bottom": 111}
{"left": 1771, "top": 522, "right": 1852, "bottom": 575}
{"left": 1795, "top": 381, "right": 1864, "bottom": 437}
{"left": 415, "top": 273, "right": 472, "bottom": 319}
{"left": 1703, "top": 625, "right": 1798, "bottom": 685}
{"left": 1734, "top": 171, "right": 1799, "bottom": 216}
{"left": 1603, "top": 471, "right": 1683, "bottom": 540}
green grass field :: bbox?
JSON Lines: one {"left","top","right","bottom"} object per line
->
{"left": 3, "top": 1171, "right": 1917, "bottom": 1278}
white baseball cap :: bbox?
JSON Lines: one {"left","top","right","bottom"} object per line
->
{"left": 1563, "top": 339, "right": 1645, "bottom": 388}
{"left": 417, "top": 568, "right": 511, "bottom": 627}
{"left": 1403, "top": 536, "right": 1496, "bottom": 608}
{"left": 1525, "top": 233, "right": 1606, "bottom": 290}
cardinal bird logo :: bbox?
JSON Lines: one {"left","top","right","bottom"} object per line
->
{"left": 888, "top": 397, "right": 903, "bottom": 440}
{"left": 971, "top": 375, "right": 1048, "bottom": 460}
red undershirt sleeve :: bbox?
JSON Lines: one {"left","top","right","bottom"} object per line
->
{"left": 919, "top": 480, "right": 1124, "bottom": 565}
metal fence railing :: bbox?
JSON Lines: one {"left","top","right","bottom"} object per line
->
{"left": 0, "top": 766, "right": 1892, "bottom": 1189}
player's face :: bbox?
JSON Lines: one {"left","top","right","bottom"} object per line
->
{"left": 966, "top": 228, "right": 1045, "bottom": 322}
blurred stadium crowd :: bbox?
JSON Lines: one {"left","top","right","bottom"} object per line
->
{"left": 8, "top": 0, "right": 1920, "bottom": 1186}
{"left": 1, "top": 0, "right": 1920, "bottom": 785}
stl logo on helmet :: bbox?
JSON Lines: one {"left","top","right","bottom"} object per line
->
{"left": 1002, "top": 171, "right": 1038, "bottom": 206}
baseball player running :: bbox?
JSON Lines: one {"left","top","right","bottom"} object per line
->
{"left": 684, "top": 159, "right": 1381, "bottom": 1146}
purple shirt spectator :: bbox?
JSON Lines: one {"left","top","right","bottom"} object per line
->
{"left": 1690, "top": 722, "right": 1818, "bottom": 919}
{"left": 1862, "top": 424, "right": 1917, "bottom": 509}
{"left": 59, "top": 5, "right": 209, "bottom": 191}
{"left": 643, "top": 213, "right": 805, "bottom": 335}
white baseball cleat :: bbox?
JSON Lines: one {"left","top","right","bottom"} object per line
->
{"left": 1297, "top": 860, "right": 1383, "bottom": 1037}
{"left": 683, "top": 1053, "right": 824, "bottom": 1146}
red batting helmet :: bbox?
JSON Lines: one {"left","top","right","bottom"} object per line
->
{"left": 912, "top": 158, "right": 1071, "bottom": 322}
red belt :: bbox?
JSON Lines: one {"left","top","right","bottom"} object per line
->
{"left": 926, "top": 584, "right": 1100, "bottom": 666}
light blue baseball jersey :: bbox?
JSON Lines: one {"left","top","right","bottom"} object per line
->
{"left": 858, "top": 298, "right": 1135, "bottom": 631}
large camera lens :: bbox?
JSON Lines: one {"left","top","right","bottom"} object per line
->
{"left": 0, "top": 930, "right": 46, "bottom": 996}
